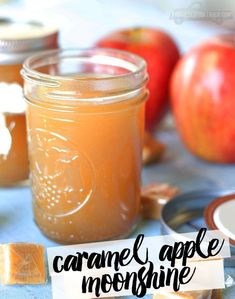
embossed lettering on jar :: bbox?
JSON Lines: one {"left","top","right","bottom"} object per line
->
{"left": 22, "top": 49, "right": 148, "bottom": 244}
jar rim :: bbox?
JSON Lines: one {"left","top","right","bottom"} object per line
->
{"left": 21, "top": 48, "right": 147, "bottom": 88}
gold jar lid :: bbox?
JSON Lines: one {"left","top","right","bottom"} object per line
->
{"left": 204, "top": 193, "right": 235, "bottom": 247}
{"left": 0, "top": 18, "right": 58, "bottom": 64}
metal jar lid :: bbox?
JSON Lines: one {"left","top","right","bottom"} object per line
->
{"left": 0, "top": 18, "right": 58, "bottom": 64}
{"left": 205, "top": 194, "right": 235, "bottom": 247}
{"left": 160, "top": 189, "right": 235, "bottom": 267}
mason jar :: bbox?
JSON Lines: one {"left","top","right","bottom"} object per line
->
{"left": 0, "top": 18, "right": 58, "bottom": 186}
{"left": 22, "top": 48, "right": 148, "bottom": 244}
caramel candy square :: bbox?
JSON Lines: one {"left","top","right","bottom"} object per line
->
{"left": 141, "top": 183, "right": 180, "bottom": 220}
{"left": 153, "top": 290, "right": 212, "bottom": 299}
{"left": 142, "top": 132, "right": 165, "bottom": 166}
{"left": 0, "top": 243, "right": 46, "bottom": 285}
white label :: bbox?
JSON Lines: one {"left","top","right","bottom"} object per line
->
{"left": 0, "top": 82, "right": 26, "bottom": 114}
{"left": 47, "top": 229, "right": 230, "bottom": 299}
{"left": 0, "top": 114, "right": 12, "bottom": 157}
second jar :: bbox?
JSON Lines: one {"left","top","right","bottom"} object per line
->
{"left": 22, "top": 48, "right": 148, "bottom": 244}
{"left": 0, "top": 18, "right": 58, "bottom": 186}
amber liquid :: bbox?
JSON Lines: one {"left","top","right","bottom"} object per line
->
{"left": 0, "top": 64, "right": 28, "bottom": 186}
{"left": 26, "top": 83, "right": 145, "bottom": 244}
{"left": 0, "top": 64, "right": 23, "bottom": 85}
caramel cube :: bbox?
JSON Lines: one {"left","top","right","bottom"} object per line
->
{"left": 153, "top": 290, "right": 212, "bottom": 299}
{"left": 142, "top": 132, "right": 165, "bottom": 166}
{"left": 0, "top": 243, "right": 46, "bottom": 285}
{"left": 141, "top": 183, "right": 180, "bottom": 220}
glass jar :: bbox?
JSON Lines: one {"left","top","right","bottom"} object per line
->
{"left": 22, "top": 48, "right": 148, "bottom": 244}
{"left": 0, "top": 18, "right": 58, "bottom": 186}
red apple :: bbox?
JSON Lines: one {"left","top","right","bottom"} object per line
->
{"left": 96, "top": 28, "right": 180, "bottom": 131}
{"left": 171, "top": 35, "right": 235, "bottom": 163}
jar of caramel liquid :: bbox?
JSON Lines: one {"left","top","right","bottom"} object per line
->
{"left": 22, "top": 49, "right": 148, "bottom": 244}
{"left": 0, "top": 18, "right": 58, "bottom": 186}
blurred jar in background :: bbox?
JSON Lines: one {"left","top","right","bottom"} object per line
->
{"left": 0, "top": 18, "right": 58, "bottom": 186}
